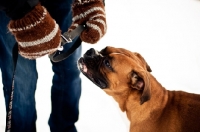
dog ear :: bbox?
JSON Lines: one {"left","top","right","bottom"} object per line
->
{"left": 140, "top": 73, "right": 151, "bottom": 105}
{"left": 130, "top": 72, "right": 143, "bottom": 91}
{"left": 134, "top": 53, "right": 152, "bottom": 104}
{"left": 131, "top": 71, "right": 151, "bottom": 105}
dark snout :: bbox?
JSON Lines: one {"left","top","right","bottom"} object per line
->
{"left": 84, "top": 48, "right": 101, "bottom": 58}
{"left": 79, "top": 48, "right": 108, "bottom": 88}
{"left": 83, "top": 48, "right": 103, "bottom": 68}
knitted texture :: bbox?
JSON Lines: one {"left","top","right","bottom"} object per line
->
{"left": 69, "top": 0, "right": 107, "bottom": 44}
{"left": 8, "top": 3, "right": 61, "bottom": 59}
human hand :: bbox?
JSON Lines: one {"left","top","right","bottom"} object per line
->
{"left": 8, "top": 3, "right": 61, "bottom": 59}
{"left": 68, "top": 0, "right": 107, "bottom": 44}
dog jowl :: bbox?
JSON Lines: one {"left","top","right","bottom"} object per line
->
{"left": 78, "top": 48, "right": 109, "bottom": 88}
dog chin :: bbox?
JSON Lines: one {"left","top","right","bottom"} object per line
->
{"left": 77, "top": 58, "right": 107, "bottom": 88}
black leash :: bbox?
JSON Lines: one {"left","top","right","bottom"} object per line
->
{"left": 5, "top": 43, "right": 18, "bottom": 132}
{"left": 49, "top": 25, "right": 85, "bottom": 62}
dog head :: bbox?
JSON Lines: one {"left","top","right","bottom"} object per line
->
{"left": 78, "top": 46, "right": 152, "bottom": 104}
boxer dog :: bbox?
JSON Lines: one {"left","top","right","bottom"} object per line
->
{"left": 77, "top": 46, "right": 200, "bottom": 132}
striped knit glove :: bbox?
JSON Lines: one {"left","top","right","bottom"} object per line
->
{"left": 69, "top": 0, "right": 107, "bottom": 44}
{"left": 8, "top": 3, "right": 61, "bottom": 59}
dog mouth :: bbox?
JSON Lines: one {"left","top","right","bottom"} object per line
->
{"left": 78, "top": 57, "right": 108, "bottom": 88}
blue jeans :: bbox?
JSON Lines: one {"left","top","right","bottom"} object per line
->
{"left": 0, "top": 0, "right": 82, "bottom": 131}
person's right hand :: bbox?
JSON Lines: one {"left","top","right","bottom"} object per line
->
{"left": 8, "top": 3, "right": 61, "bottom": 59}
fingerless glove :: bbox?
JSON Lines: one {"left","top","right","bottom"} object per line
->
{"left": 69, "top": 0, "right": 107, "bottom": 44}
{"left": 8, "top": 3, "right": 61, "bottom": 59}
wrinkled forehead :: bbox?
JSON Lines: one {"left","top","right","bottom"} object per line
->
{"left": 105, "top": 51, "right": 138, "bottom": 63}
{"left": 100, "top": 46, "right": 152, "bottom": 73}
{"left": 100, "top": 46, "right": 132, "bottom": 56}
{"left": 108, "top": 53, "right": 136, "bottom": 70}
{"left": 108, "top": 52, "right": 130, "bottom": 60}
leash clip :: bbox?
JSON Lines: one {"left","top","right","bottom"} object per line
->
{"left": 61, "top": 34, "right": 72, "bottom": 44}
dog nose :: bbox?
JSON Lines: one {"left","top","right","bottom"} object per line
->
{"left": 84, "top": 48, "right": 103, "bottom": 68}
{"left": 85, "top": 48, "right": 99, "bottom": 58}
{"left": 86, "top": 48, "right": 95, "bottom": 56}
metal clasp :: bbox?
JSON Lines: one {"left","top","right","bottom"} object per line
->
{"left": 61, "top": 34, "right": 72, "bottom": 44}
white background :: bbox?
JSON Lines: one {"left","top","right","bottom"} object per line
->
{"left": 1, "top": 0, "right": 200, "bottom": 131}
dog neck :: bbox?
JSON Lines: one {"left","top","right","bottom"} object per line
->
{"left": 126, "top": 74, "right": 169, "bottom": 125}
{"left": 105, "top": 74, "right": 169, "bottom": 123}
{"left": 104, "top": 87, "right": 132, "bottom": 112}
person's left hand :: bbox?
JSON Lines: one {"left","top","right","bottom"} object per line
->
{"left": 68, "top": 0, "right": 107, "bottom": 44}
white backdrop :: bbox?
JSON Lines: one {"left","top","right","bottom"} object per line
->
{"left": 1, "top": 0, "right": 200, "bottom": 131}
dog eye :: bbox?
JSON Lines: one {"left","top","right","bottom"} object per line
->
{"left": 104, "top": 59, "right": 112, "bottom": 69}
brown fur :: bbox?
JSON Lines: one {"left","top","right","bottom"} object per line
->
{"left": 84, "top": 46, "right": 200, "bottom": 132}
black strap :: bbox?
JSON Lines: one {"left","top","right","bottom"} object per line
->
{"left": 49, "top": 25, "right": 85, "bottom": 62}
{"left": 49, "top": 37, "right": 82, "bottom": 62}
{"left": 61, "top": 25, "right": 85, "bottom": 44}
{"left": 5, "top": 43, "right": 18, "bottom": 132}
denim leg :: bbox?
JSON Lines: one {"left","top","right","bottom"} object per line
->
{"left": 42, "top": 1, "right": 82, "bottom": 132}
{"left": 49, "top": 45, "right": 82, "bottom": 132}
{"left": 0, "top": 11, "right": 38, "bottom": 132}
